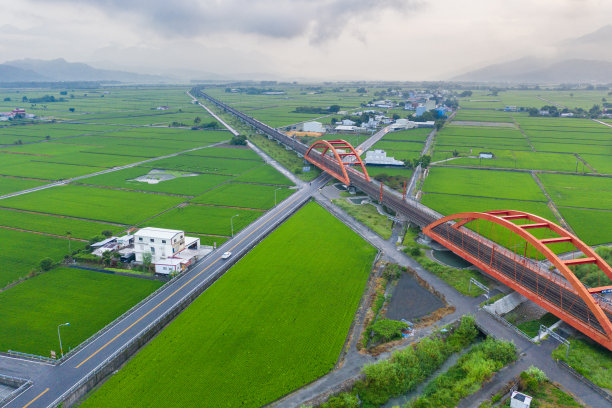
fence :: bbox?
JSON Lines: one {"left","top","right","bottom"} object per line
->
{"left": 556, "top": 360, "right": 612, "bottom": 403}
{"left": 0, "top": 374, "right": 32, "bottom": 407}
{"left": 480, "top": 308, "right": 534, "bottom": 343}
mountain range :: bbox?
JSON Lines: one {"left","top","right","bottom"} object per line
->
{"left": 454, "top": 25, "right": 612, "bottom": 83}
{"left": 0, "top": 58, "right": 167, "bottom": 83}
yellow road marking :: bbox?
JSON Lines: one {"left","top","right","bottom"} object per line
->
{"left": 75, "top": 192, "right": 304, "bottom": 369}
{"left": 22, "top": 388, "right": 49, "bottom": 408}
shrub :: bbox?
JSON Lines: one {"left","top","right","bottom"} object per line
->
{"left": 367, "top": 319, "right": 408, "bottom": 343}
{"left": 383, "top": 264, "right": 403, "bottom": 281}
{"left": 319, "top": 393, "right": 360, "bottom": 408}
{"left": 40, "top": 257, "right": 54, "bottom": 271}
{"left": 354, "top": 315, "right": 479, "bottom": 406}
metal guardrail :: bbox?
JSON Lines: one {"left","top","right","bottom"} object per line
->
{"left": 556, "top": 360, "right": 612, "bottom": 403}
{"left": 4, "top": 350, "right": 54, "bottom": 364}
{"left": 481, "top": 308, "right": 534, "bottom": 343}
{"left": 0, "top": 374, "right": 32, "bottom": 407}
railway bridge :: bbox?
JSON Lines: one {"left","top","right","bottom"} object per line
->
{"left": 194, "top": 88, "right": 612, "bottom": 351}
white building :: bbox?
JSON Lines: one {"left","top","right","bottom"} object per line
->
{"left": 424, "top": 99, "right": 436, "bottom": 110}
{"left": 365, "top": 150, "right": 404, "bottom": 166}
{"left": 510, "top": 391, "right": 532, "bottom": 408}
{"left": 302, "top": 121, "right": 325, "bottom": 133}
{"left": 342, "top": 119, "right": 356, "bottom": 126}
{"left": 134, "top": 227, "right": 200, "bottom": 263}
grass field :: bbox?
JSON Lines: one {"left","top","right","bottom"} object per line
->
{"left": 0, "top": 229, "right": 86, "bottom": 289}
{"left": 0, "top": 208, "right": 121, "bottom": 239}
{"left": 0, "top": 267, "right": 162, "bottom": 356}
{"left": 332, "top": 198, "right": 393, "bottom": 239}
{"left": 142, "top": 204, "right": 263, "bottom": 236}
{"left": 538, "top": 173, "right": 612, "bottom": 210}
{"left": 421, "top": 193, "right": 557, "bottom": 221}
{"left": 0, "top": 176, "right": 48, "bottom": 196}
{"left": 82, "top": 202, "right": 377, "bottom": 408}
{"left": 552, "top": 338, "right": 612, "bottom": 391}
{"left": 423, "top": 167, "right": 546, "bottom": 202}
{"left": 0, "top": 185, "right": 184, "bottom": 224}
{"left": 234, "top": 164, "right": 294, "bottom": 185}
{"left": 556, "top": 207, "right": 612, "bottom": 245}
{"left": 191, "top": 182, "right": 294, "bottom": 209}
{"left": 76, "top": 167, "right": 232, "bottom": 196}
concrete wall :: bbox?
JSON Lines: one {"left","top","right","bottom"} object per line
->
{"left": 484, "top": 292, "right": 526, "bottom": 315}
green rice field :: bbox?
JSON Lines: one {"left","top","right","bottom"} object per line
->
{"left": 0, "top": 267, "right": 162, "bottom": 356}
{"left": 81, "top": 202, "right": 377, "bottom": 408}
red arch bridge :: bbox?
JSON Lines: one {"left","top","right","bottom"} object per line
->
{"left": 193, "top": 88, "right": 612, "bottom": 352}
{"left": 304, "top": 138, "right": 612, "bottom": 351}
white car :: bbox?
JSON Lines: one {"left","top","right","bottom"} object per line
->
{"left": 221, "top": 251, "right": 232, "bottom": 259}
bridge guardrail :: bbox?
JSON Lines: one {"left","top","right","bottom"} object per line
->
{"left": 556, "top": 360, "right": 612, "bottom": 403}
{"left": 0, "top": 374, "right": 32, "bottom": 407}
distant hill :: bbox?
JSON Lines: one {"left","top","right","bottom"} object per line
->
{"left": 0, "top": 58, "right": 167, "bottom": 83}
{"left": 453, "top": 25, "right": 612, "bottom": 83}
{"left": 453, "top": 57, "right": 612, "bottom": 83}
{"left": 0, "top": 64, "right": 49, "bottom": 82}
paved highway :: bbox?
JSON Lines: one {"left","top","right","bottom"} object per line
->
{"left": 1, "top": 175, "right": 329, "bottom": 408}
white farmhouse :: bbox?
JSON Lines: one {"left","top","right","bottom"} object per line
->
{"left": 364, "top": 150, "right": 404, "bottom": 167}
{"left": 302, "top": 121, "right": 325, "bottom": 133}
{"left": 134, "top": 227, "right": 186, "bottom": 263}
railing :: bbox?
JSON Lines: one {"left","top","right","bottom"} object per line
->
{"left": 480, "top": 308, "right": 534, "bottom": 343}
{"left": 0, "top": 374, "right": 32, "bottom": 407}
{"left": 3, "top": 350, "right": 54, "bottom": 364}
{"left": 556, "top": 360, "right": 612, "bottom": 403}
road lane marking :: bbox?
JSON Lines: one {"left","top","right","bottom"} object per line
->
{"left": 22, "top": 388, "right": 49, "bottom": 408}
{"left": 75, "top": 192, "right": 306, "bottom": 369}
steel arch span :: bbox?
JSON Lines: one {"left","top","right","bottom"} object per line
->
{"left": 423, "top": 210, "right": 612, "bottom": 351}
{"left": 304, "top": 139, "right": 370, "bottom": 185}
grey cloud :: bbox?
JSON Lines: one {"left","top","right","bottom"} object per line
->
{"left": 38, "top": 0, "right": 419, "bottom": 40}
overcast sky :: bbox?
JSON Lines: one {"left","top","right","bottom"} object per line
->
{"left": 1, "top": 0, "right": 611, "bottom": 80}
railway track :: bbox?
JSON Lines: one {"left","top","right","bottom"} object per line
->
{"left": 193, "top": 87, "right": 612, "bottom": 347}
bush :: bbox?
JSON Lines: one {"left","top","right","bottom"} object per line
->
{"left": 319, "top": 393, "right": 359, "bottom": 408}
{"left": 382, "top": 264, "right": 403, "bottom": 281}
{"left": 354, "top": 315, "right": 479, "bottom": 406}
{"left": 40, "top": 257, "right": 54, "bottom": 271}
{"left": 367, "top": 319, "right": 408, "bottom": 343}
{"left": 230, "top": 135, "right": 247, "bottom": 145}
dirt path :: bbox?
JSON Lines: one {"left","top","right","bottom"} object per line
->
{"left": 512, "top": 117, "right": 536, "bottom": 152}
{"left": 530, "top": 171, "right": 575, "bottom": 232}
{"left": 536, "top": 96, "right": 566, "bottom": 109}
{"left": 592, "top": 119, "right": 612, "bottom": 128}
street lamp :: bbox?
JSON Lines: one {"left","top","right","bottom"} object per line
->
{"left": 57, "top": 322, "right": 70, "bottom": 357}
{"left": 274, "top": 187, "right": 282, "bottom": 206}
{"left": 231, "top": 214, "right": 239, "bottom": 237}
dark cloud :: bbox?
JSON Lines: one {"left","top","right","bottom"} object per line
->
{"left": 40, "top": 0, "right": 418, "bottom": 40}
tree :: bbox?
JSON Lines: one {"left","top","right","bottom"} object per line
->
{"left": 194, "top": 116, "right": 201, "bottom": 124}
{"left": 356, "top": 87, "right": 367, "bottom": 93}
{"left": 142, "top": 252, "right": 153, "bottom": 273}
{"left": 328, "top": 104, "right": 340, "bottom": 113}
{"left": 392, "top": 114, "right": 400, "bottom": 120}
{"left": 3, "top": 97, "right": 10, "bottom": 102}
{"left": 69, "top": 108, "right": 75, "bottom": 112}
{"left": 230, "top": 135, "right": 247, "bottom": 145}
{"left": 22, "top": 96, "right": 28, "bottom": 102}
{"left": 101, "top": 230, "right": 113, "bottom": 237}
{"left": 40, "top": 257, "right": 54, "bottom": 271}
